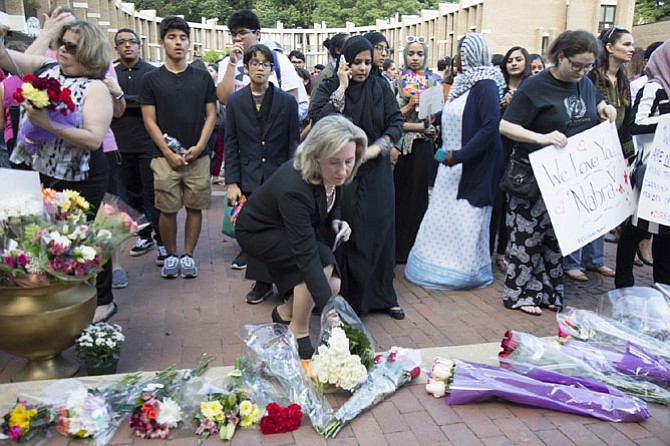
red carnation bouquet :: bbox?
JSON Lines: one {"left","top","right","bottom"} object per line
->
{"left": 258, "top": 402, "right": 302, "bottom": 434}
{"left": 13, "top": 73, "right": 81, "bottom": 156}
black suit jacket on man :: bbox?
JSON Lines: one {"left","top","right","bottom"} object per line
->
{"left": 224, "top": 83, "right": 300, "bottom": 194}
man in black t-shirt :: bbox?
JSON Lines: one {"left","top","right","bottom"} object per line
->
{"left": 139, "top": 16, "right": 217, "bottom": 280}
{"left": 112, "top": 28, "right": 165, "bottom": 265}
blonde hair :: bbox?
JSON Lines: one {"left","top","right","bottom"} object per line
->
{"left": 54, "top": 21, "right": 112, "bottom": 79}
{"left": 294, "top": 115, "right": 367, "bottom": 185}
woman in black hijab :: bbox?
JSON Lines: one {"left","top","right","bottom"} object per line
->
{"left": 364, "top": 31, "right": 390, "bottom": 78}
{"left": 310, "top": 36, "right": 404, "bottom": 319}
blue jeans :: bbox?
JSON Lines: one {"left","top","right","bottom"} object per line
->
{"left": 564, "top": 235, "right": 605, "bottom": 270}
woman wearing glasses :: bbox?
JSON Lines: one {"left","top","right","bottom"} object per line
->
{"left": 363, "top": 31, "right": 390, "bottom": 77}
{"left": 0, "top": 21, "right": 117, "bottom": 313}
{"left": 393, "top": 35, "right": 438, "bottom": 263}
{"left": 310, "top": 36, "right": 404, "bottom": 319}
{"left": 499, "top": 30, "right": 616, "bottom": 316}
{"left": 560, "top": 26, "right": 635, "bottom": 282}
{"left": 404, "top": 33, "right": 505, "bottom": 290}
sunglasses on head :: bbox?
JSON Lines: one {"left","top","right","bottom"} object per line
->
{"left": 406, "top": 35, "right": 427, "bottom": 44}
{"left": 58, "top": 37, "right": 77, "bottom": 54}
{"left": 604, "top": 25, "right": 624, "bottom": 42}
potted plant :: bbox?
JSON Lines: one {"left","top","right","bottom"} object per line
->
{"left": 75, "top": 322, "right": 125, "bottom": 376}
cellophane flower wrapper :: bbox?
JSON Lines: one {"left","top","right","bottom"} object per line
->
{"left": 499, "top": 330, "right": 670, "bottom": 405}
{"left": 561, "top": 339, "right": 670, "bottom": 384}
{"left": 16, "top": 110, "right": 82, "bottom": 156}
{"left": 443, "top": 361, "right": 649, "bottom": 423}
{"left": 128, "top": 357, "right": 213, "bottom": 439}
{"left": 0, "top": 399, "right": 56, "bottom": 443}
{"left": 237, "top": 324, "right": 334, "bottom": 432}
{"left": 598, "top": 287, "right": 670, "bottom": 342}
{"left": 317, "top": 295, "right": 375, "bottom": 370}
{"left": 321, "top": 347, "right": 421, "bottom": 438}
{"left": 92, "top": 193, "right": 148, "bottom": 251}
{"left": 558, "top": 307, "right": 670, "bottom": 363}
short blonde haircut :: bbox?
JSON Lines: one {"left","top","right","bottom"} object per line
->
{"left": 54, "top": 21, "right": 112, "bottom": 79}
{"left": 294, "top": 115, "right": 367, "bottom": 185}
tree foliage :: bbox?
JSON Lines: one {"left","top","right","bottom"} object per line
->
{"left": 127, "top": 0, "right": 454, "bottom": 28}
{"left": 634, "top": 0, "right": 670, "bottom": 24}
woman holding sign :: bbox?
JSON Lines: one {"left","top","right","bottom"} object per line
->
{"left": 615, "top": 38, "right": 670, "bottom": 289}
{"left": 499, "top": 30, "right": 616, "bottom": 316}
{"left": 393, "top": 35, "right": 438, "bottom": 263}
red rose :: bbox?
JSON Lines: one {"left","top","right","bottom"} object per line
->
{"left": 13, "top": 90, "right": 24, "bottom": 103}
{"left": 141, "top": 401, "right": 158, "bottom": 420}
{"left": 409, "top": 366, "right": 421, "bottom": 380}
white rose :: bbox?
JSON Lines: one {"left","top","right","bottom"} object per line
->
{"left": 425, "top": 378, "right": 447, "bottom": 398}
{"left": 431, "top": 360, "right": 454, "bottom": 381}
{"left": 329, "top": 329, "right": 349, "bottom": 354}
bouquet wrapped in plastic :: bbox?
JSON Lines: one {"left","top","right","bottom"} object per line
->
{"left": 129, "top": 357, "right": 213, "bottom": 440}
{"left": 599, "top": 287, "right": 670, "bottom": 342}
{"left": 192, "top": 361, "right": 260, "bottom": 442}
{"left": 499, "top": 330, "right": 670, "bottom": 405}
{"left": 425, "top": 358, "right": 649, "bottom": 423}
{"left": 237, "top": 324, "right": 333, "bottom": 432}
{"left": 321, "top": 347, "right": 421, "bottom": 438}
{"left": 558, "top": 307, "right": 670, "bottom": 362}
{"left": 310, "top": 295, "right": 375, "bottom": 391}
{"left": 0, "top": 400, "right": 55, "bottom": 442}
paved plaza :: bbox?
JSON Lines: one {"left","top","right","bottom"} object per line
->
{"left": 1, "top": 185, "right": 669, "bottom": 445}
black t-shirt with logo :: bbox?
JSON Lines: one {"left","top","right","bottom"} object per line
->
{"left": 503, "top": 69, "right": 604, "bottom": 157}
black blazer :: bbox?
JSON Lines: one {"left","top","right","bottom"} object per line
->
{"left": 224, "top": 83, "right": 300, "bottom": 194}
{"left": 236, "top": 162, "right": 340, "bottom": 306}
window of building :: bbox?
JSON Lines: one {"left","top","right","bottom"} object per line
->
{"left": 541, "top": 35, "right": 549, "bottom": 54}
{"left": 599, "top": 5, "right": 616, "bottom": 32}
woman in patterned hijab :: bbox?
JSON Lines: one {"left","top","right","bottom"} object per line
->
{"left": 404, "top": 33, "right": 505, "bottom": 291}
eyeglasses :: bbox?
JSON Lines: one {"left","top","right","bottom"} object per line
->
{"left": 603, "top": 25, "right": 624, "bottom": 42}
{"left": 374, "top": 45, "right": 389, "bottom": 55}
{"left": 229, "top": 29, "right": 256, "bottom": 39}
{"left": 58, "top": 37, "right": 77, "bottom": 54}
{"left": 290, "top": 59, "right": 304, "bottom": 65}
{"left": 116, "top": 38, "right": 139, "bottom": 46}
{"left": 248, "top": 59, "right": 273, "bottom": 70}
{"left": 565, "top": 56, "right": 595, "bottom": 73}
{"left": 406, "top": 35, "right": 426, "bottom": 44}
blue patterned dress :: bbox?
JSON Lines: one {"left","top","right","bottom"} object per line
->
{"left": 404, "top": 91, "right": 494, "bottom": 289}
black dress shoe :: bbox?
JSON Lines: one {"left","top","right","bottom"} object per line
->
{"left": 272, "top": 306, "right": 290, "bottom": 325}
{"left": 388, "top": 306, "right": 405, "bottom": 320}
{"left": 296, "top": 336, "right": 314, "bottom": 359}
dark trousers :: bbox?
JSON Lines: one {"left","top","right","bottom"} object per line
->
{"left": 119, "top": 151, "right": 162, "bottom": 245}
{"left": 40, "top": 149, "right": 113, "bottom": 306}
{"left": 489, "top": 188, "right": 508, "bottom": 256}
{"left": 615, "top": 221, "right": 670, "bottom": 288}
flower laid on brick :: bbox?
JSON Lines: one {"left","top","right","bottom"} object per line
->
{"left": 425, "top": 357, "right": 455, "bottom": 398}
{"left": 129, "top": 389, "right": 183, "bottom": 440}
{"left": 56, "top": 387, "right": 113, "bottom": 440}
{"left": 310, "top": 325, "right": 368, "bottom": 391}
{"left": 194, "top": 392, "right": 260, "bottom": 442}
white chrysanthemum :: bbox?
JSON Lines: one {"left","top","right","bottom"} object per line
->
{"left": 156, "top": 398, "right": 182, "bottom": 427}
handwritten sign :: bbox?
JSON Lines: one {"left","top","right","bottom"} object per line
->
{"left": 637, "top": 114, "right": 670, "bottom": 226}
{"left": 418, "top": 85, "right": 444, "bottom": 119}
{"left": 529, "top": 121, "right": 635, "bottom": 255}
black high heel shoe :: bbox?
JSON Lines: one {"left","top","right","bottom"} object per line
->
{"left": 637, "top": 246, "right": 654, "bottom": 266}
{"left": 296, "top": 336, "right": 314, "bottom": 359}
{"left": 271, "top": 306, "right": 290, "bottom": 325}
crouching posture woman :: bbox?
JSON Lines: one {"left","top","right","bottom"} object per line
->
{"left": 235, "top": 115, "right": 366, "bottom": 358}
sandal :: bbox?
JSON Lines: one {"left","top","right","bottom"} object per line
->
{"left": 388, "top": 306, "right": 405, "bottom": 320}
{"left": 518, "top": 305, "right": 542, "bottom": 316}
{"left": 542, "top": 304, "right": 561, "bottom": 313}
{"left": 495, "top": 255, "right": 508, "bottom": 273}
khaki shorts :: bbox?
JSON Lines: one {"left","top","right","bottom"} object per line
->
{"left": 151, "top": 156, "right": 211, "bottom": 213}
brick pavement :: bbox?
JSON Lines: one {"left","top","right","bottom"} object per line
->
{"left": 1, "top": 185, "right": 669, "bottom": 445}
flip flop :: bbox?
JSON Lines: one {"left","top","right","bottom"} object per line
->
{"left": 95, "top": 302, "right": 118, "bottom": 323}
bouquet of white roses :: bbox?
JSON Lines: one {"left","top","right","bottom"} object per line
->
{"left": 311, "top": 325, "right": 368, "bottom": 391}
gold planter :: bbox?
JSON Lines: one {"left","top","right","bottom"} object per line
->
{"left": 0, "top": 283, "right": 96, "bottom": 382}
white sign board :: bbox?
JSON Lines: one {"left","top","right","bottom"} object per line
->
{"left": 637, "top": 114, "right": 670, "bottom": 226}
{"left": 529, "top": 121, "right": 635, "bottom": 255}
{"left": 418, "top": 85, "right": 444, "bottom": 119}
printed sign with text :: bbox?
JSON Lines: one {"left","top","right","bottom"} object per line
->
{"left": 529, "top": 121, "right": 635, "bottom": 255}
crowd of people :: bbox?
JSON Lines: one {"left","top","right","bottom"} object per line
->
{"left": 0, "top": 8, "right": 668, "bottom": 355}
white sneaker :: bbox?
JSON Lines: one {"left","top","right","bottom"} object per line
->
{"left": 180, "top": 255, "right": 198, "bottom": 278}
